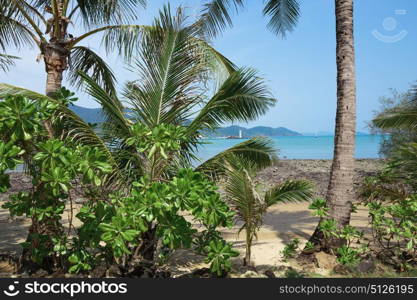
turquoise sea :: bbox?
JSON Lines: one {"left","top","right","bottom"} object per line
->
{"left": 8, "top": 135, "right": 384, "bottom": 173}
{"left": 195, "top": 135, "right": 384, "bottom": 162}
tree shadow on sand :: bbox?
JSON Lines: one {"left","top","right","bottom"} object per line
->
{"left": 263, "top": 207, "right": 371, "bottom": 245}
{"left": 262, "top": 210, "right": 319, "bottom": 244}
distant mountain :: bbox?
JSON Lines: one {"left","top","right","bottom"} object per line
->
{"left": 70, "top": 105, "right": 302, "bottom": 137}
{"left": 207, "top": 125, "right": 301, "bottom": 137}
{"left": 70, "top": 105, "right": 104, "bottom": 124}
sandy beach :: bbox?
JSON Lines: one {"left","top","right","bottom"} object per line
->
{"left": 0, "top": 159, "right": 384, "bottom": 275}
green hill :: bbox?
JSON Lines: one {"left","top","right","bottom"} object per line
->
{"left": 70, "top": 104, "right": 104, "bottom": 124}
{"left": 70, "top": 105, "right": 301, "bottom": 137}
{"left": 207, "top": 125, "right": 301, "bottom": 137}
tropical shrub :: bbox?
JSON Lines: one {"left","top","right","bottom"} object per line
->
{"left": 0, "top": 94, "right": 239, "bottom": 275}
{"left": 66, "top": 124, "right": 237, "bottom": 275}
{"left": 72, "top": 168, "right": 236, "bottom": 273}
{"left": 361, "top": 146, "right": 417, "bottom": 271}
{"left": 0, "top": 95, "right": 112, "bottom": 268}
{"left": 281, "top": 238, "right": 300, "bottom": 260}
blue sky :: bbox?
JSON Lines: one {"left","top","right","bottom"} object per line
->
{"left": 1, "top": 0, "right": 417, "bottom": 133}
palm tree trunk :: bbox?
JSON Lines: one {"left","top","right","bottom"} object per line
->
{"left": 327, "top": 0, "right": 357, "bottom": 248}
{"left": 43, "top": 43, "right": 68, "bottom": 97}
{"left": 243, "top": 229, "right": 252, "bottom": 266}
{"left": 308, "top": 0, "right": 356, "bottom": 250}
{"left": 42, "top": 43, "right": 69, "bottom": 137}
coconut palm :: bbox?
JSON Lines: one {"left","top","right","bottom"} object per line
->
{"left": 223, "top": 154, "right": 313, "bottom": 265}
{"left": 0, "top": 0, "right": 149, "bottom": 96}
{"left": 321, "top": 0, "right": 357, "bottom": 249}
{"left": 68, "top": 7, "right": 277, "bottom": 184}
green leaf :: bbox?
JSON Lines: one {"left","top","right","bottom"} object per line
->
{"left": 121, "top": 229, "right": 139, "bottom": 242}
{"left": 98, "top": 223, "right": 114, "bottom": 232}
{"left": 68, "top": 254, "right": 79, "bottom": 264}
{"left": 101, "top": 231, "right": 113, "bottom": 242}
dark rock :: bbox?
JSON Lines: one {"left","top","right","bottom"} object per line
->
{"left": 240, "top": 270, "right": 264, "bottom": 278}
{"left": 192, "top": 268, "right": 213, "bottom": 278}
{"left": 357, "top": 259, "right": 375, "bottom": 274}
{"left": 264, "top": 270, "right": 276, "bottom": 278}
{"left": 123, "top": 260, "right": 170, "bottom": 278}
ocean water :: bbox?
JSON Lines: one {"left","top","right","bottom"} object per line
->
{"left": 195, "top": 135, "right": 384, "bottom": 163}
{"left": 8, "top": 135, "right": 383, "bottom": 173}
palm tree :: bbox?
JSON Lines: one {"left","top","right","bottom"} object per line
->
{"left": 83, "top": 7, "right": 278, "bottom": 260}
{"left": 0, "top": 7, "right": 279, "bottom": 260}
{"left": 71, "top": 7, "right": 277, "bottom": 184}
{"left": 308, "top": 0, "right": 357, "bottom": 249}
{"left": 0, "top": 0, "right": 151, "bottom": 96}
{"left": 0, "top": 1, "right": 238, "bottom": 139}
{"left": 223, "top": 155, "right": 313, "bottom": 265}
{"left": 0, "top": 6, "right": 275, "bottom": 176}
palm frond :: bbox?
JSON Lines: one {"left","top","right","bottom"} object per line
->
{"left": 72, "top": 0, "right": 146, "bottom": 28}
{"left": 197, "top": 0, "right": 244, "bottom": 38}
{"left": 192, "top": 36, "right": 237, "bottom": 79}
{"left": 195, "top": 137, "right": 277, "bottom": 178}
{"left": 0, "top": 2, "right": 39, "bottom": 50}
{"left": 68, "top": 46, "right": 117, "bottom": 93}
{"left": 87, "top": 24, "right": 146, "bottom": 61}
{"left": 373, "top": 108, "right": 417, "bottom": 131}
{"left": 264, "top": 180, "right": 314, "bottom": 207}
{"left": 0, "top": 53, "right": 19, "bottom": 72}
{"left": 224, "top": 155, "right": 264, "bottom": 222}
{"left": 77, "top": 71, "right": 132, "bottom": 140}
{"left": 188, "top": 68, "right": 276, "bottom": 135}
{"left": 263, "top": 0, "right": 300, "bottom": 37}
{"left": 123, "top": 6, "right": 211, "bottom": 127}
